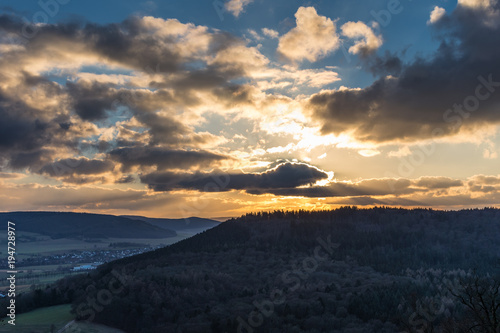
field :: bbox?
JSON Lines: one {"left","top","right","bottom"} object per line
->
{"left": 0, "top": 304, "right": 124, "bottom": 332}
{"left": 0, "top": 304, "right": 73, "bottom": 332}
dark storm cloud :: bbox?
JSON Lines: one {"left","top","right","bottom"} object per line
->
{"left": 0, "top": 15, "right": 180, "bottom": 73}
{"left": 246, "top": 176, "right": 476, "bottom": 198}
{"left": 0, "top": 93, "right": 51, "bottom": 152}
{"left": 80, "top": 17, "right": 201, "bottom": 74}
{"left": 308, "top": 2, "right": 500, "bottom": 142}
{"left": 366, "top": 51, "right": 403, "bottom": 77}
{"left": 0, "top": 13, "right": 257, "bottom": 178}
{"left": 0, "top": 91, "right": 70, "bottom": 170}
{"left": 0, "top": 13, "right": 239, "bottom": 76}
{"left": 109, "top": 146, "right": 229, "bottom": 172}
{"left": 66, "top": 81, "right": 117, "bottom": 121}
{"left": 248, "top": 176, "right": 468, "bottom": 198}
{"left": 247, "top": 178, "right": 417, "bottom": 197}
{"left": 140, "top": 166, "right": 470, "bottom": 197}
{"left": 8, "top": 150, "right": 49, "bottom": 170}
{"left": 0, "top": 14, "right": 24, "bottom": 33}
{"left": 0, "top": 12, "right": 251, "bottom": 111}
{"left": 140, "top": 162, "right": 330, "bottom": 192}
{"left": 63, "top": 81, "right": 210, "bottom": 146}
{"left": 39, "top": 158, "right": 115, "bottom": 177}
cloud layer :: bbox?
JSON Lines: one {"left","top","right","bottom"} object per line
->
{"left": 141, "top": 162, "right": 329, "bottom": 192}
{"left": 0, "top": 1, "right": 499, "bottom": 217}
{"left": 307, "top": 1, "right": 500, "bottom": 143}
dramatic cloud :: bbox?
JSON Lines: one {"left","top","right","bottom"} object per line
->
{"left": 67, "top": 81, "right": 117, "bottom": 121}
{"left": 0, "top": 14, "right": 243, "bottom": 83}
{"left": 0, "top": 92, "right": 51, "bottom": 153}
{"left": 0, "top": 1, "right": 499, "bottom": 216}
{"left": 141, "top": 162, "right": 330, "bottom": 192}
{"left": 220, "top": 176, "right": 472, "bottom": 198}
{"left": 277, "top": 7, "right": 340, "bottom": 63}
{"left": 308, "top": 1, "right": 500, "bottom": 143}
{"left": 247, "top": 178, "right": 416, "bottom": 197}
{"left": 0, "top": 13, "right": 267, "bottom": 180}
{"left": 139, "top": 172, "right": 487, "bottom": 203}
{"left": 340, "top": 21, "right": 383, "bottom": 55}
{"left": 456, "top": 0, "right": 500, "bottom": 27}
{"left": 39, "top": 158, "right": 115, "bottom": 177}
{"left": 109, "top": 146, "right": 229, "bottom": 172}
{"left": 0, "top": 89, "right": 79, "bottom": 171}
{"left": 365, "top": 51, "right": 403, "bottom": 77}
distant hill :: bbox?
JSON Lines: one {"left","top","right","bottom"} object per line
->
{"left": 122, "top": 215, "right": 220, "bottom": 231}
{"left": 7, "top": 207, "right": 500, "bottom": 332}
{"left": 0, "top": 212, "right": 177, "bottom": 239}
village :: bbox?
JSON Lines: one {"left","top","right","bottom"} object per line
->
{"left": 12, "top": 245, "right": 163, "bottom": 270}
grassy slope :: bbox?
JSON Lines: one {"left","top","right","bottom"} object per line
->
{"left": 0, "top": 304, "right": 73, "bottom": 332}
{"left": 0, "top": 304, "right": 125, "bottom": 333}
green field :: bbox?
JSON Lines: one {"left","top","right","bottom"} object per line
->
{"left": 0, "top": 268, "right": 83, "bottom": 293}
{"left": 0, "top": 304, "right": 123, "bottom": 333}
{"left": 0, "top": 304, "right": 73, "bottom": 332}
{"left": 0, "top": 304, "right": 125, "bottom": 332}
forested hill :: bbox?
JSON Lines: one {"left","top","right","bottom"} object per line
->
{"left": 0, "top": 211, "right": 177, "bottom": 239}
{"left": 7, "top": 207, "right": 500, "bottom": 332}
{"left": 117, "top": 207, "right": 500, "bottom": 272}
{"left": 121, "top": 215, "right": 220, "bottom": 231}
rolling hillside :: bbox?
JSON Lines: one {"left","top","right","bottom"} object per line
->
{"left": 0, "top": 212, "right": 177, "bottom": 239}
{"left": 122, "top": 215, "right": 220, "bottom": 231}
{"left": 5, "top": 207, "right": 500, "bottom": 332}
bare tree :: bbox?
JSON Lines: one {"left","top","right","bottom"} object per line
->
{"left": 449, "top": 273, "right": 500, "bottom": 333}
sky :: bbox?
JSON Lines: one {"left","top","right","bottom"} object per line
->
{"left": 0, "top": 0, "right": 499, "bottom": 218}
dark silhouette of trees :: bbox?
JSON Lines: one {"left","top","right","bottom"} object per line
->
{"left": 449, "top": 273, "right": 500, "bottom": 332}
